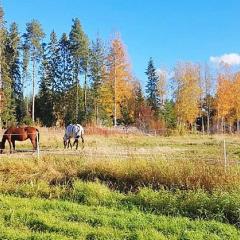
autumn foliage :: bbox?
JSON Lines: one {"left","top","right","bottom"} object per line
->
{"left": 174, "top": 63, "right": 201, "bottom": 129}
{"left": 215, "top": 71, "right": 240, "bottom": 132}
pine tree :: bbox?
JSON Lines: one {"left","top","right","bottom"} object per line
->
{"left": 134, "top": 81, "right": 145, "bottom": 120}
{"left": 5, "top": 22, "right": 25, "bottom": 123}
{"left": 89, "top": 37, "right": 106, "bottom": 124}
{"left": 0, "top": 5, "right": 4, "bottom": 127}
{"left": 47, "top": 31, "right": 62, "bottom": 124}
{"left": 59, "top": 33, "right": 73, "bottom": 90}
{"left": 58, "top": 33, "right": 74, "bottom": 125}
{"left": 0, "top": 6, "right": 15, "bottom": 126}
{"left": 162, "top": 100, "right": 177, "bottom": 129}
{"left": 36, "top": 42, "right": 55, "bottom": 126}
{"left": 23, "top": 19, "right": 45, "bottom": 122}
{"left": 69, "top": 18, "right": 89, "bottom": 122}
{"left": 145, "top": 58, "right": 160, "bottom": 115}
{"left": 36, "top": 31, "right": 62, "bottom": 126}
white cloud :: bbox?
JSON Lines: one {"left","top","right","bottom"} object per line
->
{"left": 210, "top": 53, "right": 240, "bottom": 66}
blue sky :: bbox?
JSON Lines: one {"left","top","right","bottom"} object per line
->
{"left": 2, "top": 0, "right": 240, "bottom": 85}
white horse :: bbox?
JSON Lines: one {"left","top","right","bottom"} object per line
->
{"left": 63, "top": 124, "right": 84, "bottom": 150}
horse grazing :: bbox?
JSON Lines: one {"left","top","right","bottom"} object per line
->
{"left": 63, "top": 124, "right": 84, "bottom": 150}
{"left": 0, "top": 127, "right": 39, "bottom": 154}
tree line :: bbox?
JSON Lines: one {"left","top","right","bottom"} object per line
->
{"left": 0, "top": 5, "right": 239, "bottom": 133}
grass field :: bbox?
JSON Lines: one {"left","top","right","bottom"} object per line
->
{"left": 1, "top": 129, "right": 240, "bottom": 239}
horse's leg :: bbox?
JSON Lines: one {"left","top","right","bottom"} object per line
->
{"left": 7, "top": 139, "right": 12, "bottom": 154}
{"left": 12, "top": 140, "right": 16, "bottom": 152}
{"left": 67, "top": 139, "right": 72, "bottom": 149}
{"left": 30, "top": 137, "right": 36, "bottom": 150}
{"left": 72, "top": 139, "right": 78, "bottom": 150}
{"left": 75, "top": 139, "right": 79, "bottom": 150}
{"left": 81, "top": 133, "right": 84, "bottom": 149}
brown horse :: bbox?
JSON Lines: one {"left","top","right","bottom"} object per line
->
{"left": 0, "top": 127, "right": 39, "bottom": 154}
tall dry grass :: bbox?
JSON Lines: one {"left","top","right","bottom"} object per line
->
{"left": 1, "top": 131, "right": 240, "bottom": 192}
{"left": 0, "top": 155, "right": 240, "bottom": 192}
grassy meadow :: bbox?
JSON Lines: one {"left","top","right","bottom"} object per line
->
{"left": 1, "top": 129, "right": 240, "bottom": 239}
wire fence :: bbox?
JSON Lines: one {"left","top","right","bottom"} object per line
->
{"left": 0, "top": 128, "right": 240, "bottom": 170}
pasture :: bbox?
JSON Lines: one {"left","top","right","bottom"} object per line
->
{"left": 1, "top": 128, "right": 240, "bottom": 239}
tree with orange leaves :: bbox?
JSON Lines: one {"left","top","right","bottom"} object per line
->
{"left": 215, "top": 71, "right": 234, "bottom": 132}
{"left": 233, "top": 72, "right": 240, "bottom": 132}
{"left": 107, "top": 35, "right": 133, "bottom": 126}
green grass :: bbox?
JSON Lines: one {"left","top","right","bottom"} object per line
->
{"left": 1, "top": 133, "right": 240, "bottom": 239}
{"left": 1, "top": 180, "right": 240, "bottom": 226}
{"left": 0, "top": 194, "right": 239, "bottom": 240}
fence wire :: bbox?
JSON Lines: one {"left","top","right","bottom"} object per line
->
{"left": 0, "top": 128, "right": 240, "bottom": 168}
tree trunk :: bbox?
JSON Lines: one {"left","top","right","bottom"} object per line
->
{"left": 75, "top": 72, "right": 79, "bottom": 122}
{"left": 0, "top": 37, "right": 2, "bottom": 129}
{"left": 237, "top": 119, "right": 240, "bottom": 133}
{"left": 96, "top": 103, "right": 99, "bottom": 125}
{"left": 221, "top": 117, "right": 224, "bottom": 133}
{"left": 32, "top": 59, "right": 35, "bottom": 123}
{"left": 201, "top": 116, "right": 204, "bottom": 134}
{"left": 207, "top": 112, "right": 210, "bottom": 134}
{"left": 84, "top": 71, "right": 87, "bottom": 115}
{"left": 0, "top": 59, "right": 1, "bottom": 129}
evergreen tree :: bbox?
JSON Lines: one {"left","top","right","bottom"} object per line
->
{"left": 36, "top": 43, "right": 55, "bottom": 126}
{"left": 162, "top": 100, "right": 177, "bottom": 129}
{"left": 47, "top": 31, "right": 61, "bottom": 124}
{"left": 23, "top": 19, "right": 45, "bottom": 122}
{"left": 0, "top": 5, "right": 4, "bottom": 127}
{"left": 134, "top": 82, "right": 145, "bottom": 120}
{"left": 69, "top": 18, "right": 89, "bottom": 122}
{"left": 89, "top": 37, "right": 106, "bottom": 124}
{"left": 59, "top": 33, "right": 73, "bottom": 90}
{"left": 0, "top": 6, "right": 15, "bottom": 126}
{"left": 47, "top": 31, "right": 61, "bottom": 92}
{"left": 5, "top": 22, "right": 25, "bottom": 123}
{"left": 58, "top": 33, "right": 74, "bottom": 125}
{"left": 145, "top": 58, "right": 160, "bottom": 115}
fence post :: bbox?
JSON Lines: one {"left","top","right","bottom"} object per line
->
{"left": 223, "top": 139, "right": 227, "bottom": 172}
{"left": 36, "top": 132, "right": 40, "bottom": 159}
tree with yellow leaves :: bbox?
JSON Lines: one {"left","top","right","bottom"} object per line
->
{"left": 107, "top": 35, "right": 133, "bottom": 126}
{"left": 174, "top": 62, "right": 201, "bottom": 130}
